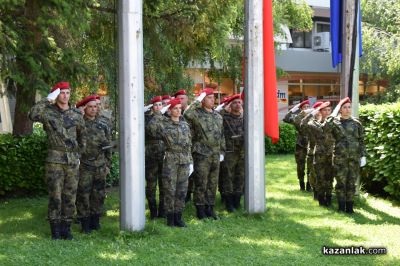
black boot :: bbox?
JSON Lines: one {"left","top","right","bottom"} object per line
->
{"left": 306, "top": 182, "right": 312, "bottom": 192}
{"left": 233, "top": 194, "right": 241, "bottom": 209}
{"left": 196, "top": 205, "right": 206, "bottom": 220}
{"left": 205, "top": 205, "right": 218, "bottom": 220}
{"left": 158, "top": 202, "right": 166, "bottom": 218}
{"left": 224, "top": 194, "right": 235, "bottom": 213}
{"left": 185, "top": 192, "right": 191, "bottom": 203}
{"left": 80, "top": 217, "right": 92, "bottom": 234}
{"left": 299, "top": 181, "right": 305, "bottom": 191}
{"left": 61, "top": 221, "right": 73, "bottom": 240}
{"left": 313, "top": 190, "right": 318, "bottom": 200}
{"left": 90, "top": 214, "right": 101, "bottom": 230}
{"left": 166, "top": 212, "right": 175, "bottom": 227}
{"left": 318, "top": 195, "right": 326, "bottom": 206}
{"left": 325, "top": 194, "right": 332, "bottom": 207}
{"left": 50, "top": 222, "right": 61, "bottom": 240}
{"left": 174, "top": 212, "right": 187, "bottom": 227}
{"left": 220, "top": 193, "right": 225, "bottom": 204}
{"left": 148, "top": 200, "right": 158, "bottom": 219}
{"left": 345, "top": 201, "right": 354, "bottom": 214}
{"left": 338, "top": 200, "right": 346, "bottom": 212}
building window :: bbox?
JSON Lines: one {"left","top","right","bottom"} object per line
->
{"left": 316, "top": 23, "right": 330, "bottom": 33}
{"left": 290, "top": 30, "right": 312, "bottom": 48}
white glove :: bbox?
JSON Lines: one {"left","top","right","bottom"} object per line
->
{"left": 160, "top": 104, "right": 171, "bottom": 114}
{"left": 47, "top": 89, "right": 60, "bottom": 101}
{"left": 215, "top": 103, "right": 225, "bottom": 112}
{"left": 311, "top": 108, "right": 320, "bottom": 116}
{"left": 289, "top": 103, "right": 301, "bottom": 113}
{"left": 331, "top": 104, "right": 340, "bottom": 117}
{"left": 189, "top": 164, "right": 194, "bottom": 176}
{"left": 360, "top": 156, "right": 366, "bottom": 167}
{"left": 196, "top": 92, "right": 207, "bottom": 102}
{"left": 144, "top": 104, "right": 153, "bottom": 113}
{"left": 219, "top": 154, "right": 224, "bottom": 162}
{"left": 304, "top": 108, "right": 314, "bottom": 114}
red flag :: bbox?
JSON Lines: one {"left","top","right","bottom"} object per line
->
{"left": 263, "top": 0, "right": 279, "bottom": 144}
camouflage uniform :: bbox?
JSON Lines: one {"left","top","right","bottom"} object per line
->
{"left": 300, "top": 115, "right": 317, "bottom": 194}
{"left": 147, "top": 112, "right": 192, "bottom": 226}
{"left": 283, "top": 110, "right": 309, "bottom": 190}
{"left": 184, "top": 103, "right": 225, "bottom": 219}
{"left": 144, "top": 110, "right": 166, "bottom": 218}
{"left": 302, "top": 114, "right": 335, "bottom": 205}
{"left": 222, "top": 111, "right": 244, "bottom": 210}
{"left": 29, "top": 98, "right": 85, "bottom": 238}
{"left": 76, "top": 115, "right": 112, "bottom": 231}
{"left": 324, "top": 116, "right": 366, "bottom": 212}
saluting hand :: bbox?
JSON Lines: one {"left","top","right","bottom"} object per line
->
{"left": 47, "top": 88, "right": 60, "bottom": 101}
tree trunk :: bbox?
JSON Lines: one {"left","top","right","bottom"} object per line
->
{"left": 12, "top": 0, "right": 41, "bottom": 136}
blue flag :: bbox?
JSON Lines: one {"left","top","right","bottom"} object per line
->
{"left": 330, "top": 0, "right": 362, "bottom": 68}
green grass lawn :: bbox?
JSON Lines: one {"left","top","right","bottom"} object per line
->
{"left": 0, "top": 154, "right": 399, "bottom": 265}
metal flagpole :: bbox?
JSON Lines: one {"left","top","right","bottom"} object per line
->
{"left": 244, "top": 0, "right": 266, "bottom": 213}
{"left": 118, "top": 0, "right": 146, "bottom": 231}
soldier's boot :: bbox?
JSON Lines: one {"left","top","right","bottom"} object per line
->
{"left": 233, "top": 194, "right": 241, "bottom": 209}
{"left": 90, "top": 214, "right": 101, "bottom": 230}
{"left": 220, "top": 193, "right": 225, "bottom": 204}
{"left": 174, "top": 212, "right": 187, "bottom": 228}
{"left": 61, "top": 222, "right": 73, "bottom": 240}
{"left": 196, "top": 205, "right": 207, "bottom": 220}
{"left": 338, "top": 200, "right": 346, "bottom": 212}
{"left": 313, "top": 190, "right": 318, "bottom": 200}
{"left": 166, "top": 212, "right": 175, "bottom": 227}
{"left": 306, "top": 182, "right": 312, "bottom": 192}
{"left": 325, "top": 194, "right": 332, "bottom": 207}
{"left": 148, "top": 200, "right": 158, "bottom": 219}
{"left": 299, "top": 181, "right": 305, "bottom": 191}
{"left": 224, "top": 194, "right": 235, "bottom": 213}
{"left": 185, "top": 192, "right": 191, "bottom": 203}
{"left": 318, "top": 195, "right": 326, "bottom": 207}
{"left": 80, "top": 217, "right": 92, "bottom": 234}
{"left": 345, "top": 201, "right": 354, "bottom": 214}
{"left": 158, "top": 202, "right": 166, "bottom": 218}
{"left": 50, "top": 222, "right": 61, "bottom": 240}
{"left": 205, "top": 205, "right": 218, "bottom": 220}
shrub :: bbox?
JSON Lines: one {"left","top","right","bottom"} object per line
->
{"left": 265, "top": 123, "right": 296, "bottom": 154}
{"left": 106, "top": 152, "right": 120, "bottom": 187}
{"left": 359, "top": 102, "right": 400, "bottom": 201}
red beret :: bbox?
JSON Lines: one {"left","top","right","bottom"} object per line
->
{"left": 201, "top": 88, "right": 214, "bottom": 96}
{"left": 174, "top": 90, "right": 187, "bottom": 97}
{"left": 221, "top": 96, "right": 231, "bottom": 104}
{"left": 162, "top": 95, "right": 171, "bottom": 100}
{"left": 51, "top": 81, "right": 70, "bottom": 93}
{"left": 76, "top": 95, "right": 97, "bottom": 108}
{"left": 341, "top": 97, "right": 351, "bottom": 105}
{"left": 150, "top": 96, "right": 163, "bottom": 104}
{"left": 168, "top": 98, "right": 182, "bottom": 110}
{"left": 312, "top": 101, "right": 323, "bottom": 108}
{"left": 299, "top": 100, "right": 310, "bottom": 108}
{"left": 227, "top": 94, "right": 242, "bottom": 104}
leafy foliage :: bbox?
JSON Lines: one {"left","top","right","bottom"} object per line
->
{"left": 265, "top": 123, "right": 297, "bottom": 154}
{"left": 359, "top": 103, "right": 400, "bottom": 201}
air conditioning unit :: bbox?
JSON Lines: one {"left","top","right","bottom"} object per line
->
{"left": 312, "top": 32, "right": 330, "bottom": 52}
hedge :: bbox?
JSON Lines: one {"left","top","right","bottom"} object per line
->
{"left": 359, "top": 102, "right": 400, "bottom": 201}
{"left": 265, "top": 123, "right": 297, "bottom": 154}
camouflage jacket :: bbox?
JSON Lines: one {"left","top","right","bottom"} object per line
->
{"left": 29, "top": 98, "right": 86, "bottom": 164}
{"left": 283, "top": 110, "right": 309, "bottom": 148}
{"left": 301, "top": 114, "right": 335, "bottom": 157}
{"left": 146, "top": 112, "right": 193, "bottom": 164}
{"left": 300, "top": 114, "right": 317, "bottom": 156}
{"left": 144, "top": 110, "right": 165, "bottom": 155}
{"left": 223, "top": 112, "right": 244, "bottom": 153}
{"left": 323, "top": 116, "right": 367, "bottom": 160}
{"left": 184, "top": 104, "right": 225, "bottom": 156}
{"left": 81, "top": 115, "right": 112, "bottom": 167}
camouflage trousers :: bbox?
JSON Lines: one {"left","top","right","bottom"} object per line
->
{"left": 314, "top": 155, "right": 334, "bottom": 197}
{"left": 295, "top": 145, "right": 308, "bottom": 182}
{"left": 222, "top": 151, "right": 244, "bottom": 196}
{"left": 76, "top": 164, "right": 108, "bottom": 218}
{"left": 145, "top": 152, "right": 164, "bottom": 206}
{"left": 162, "top": 157, "right": 190, "bottom": 213}
{"left": 45, "top": 162, "right": 79, "bottom": 223}
{"left": 193, "top": 153, "right": 220, "bottom": 206}
{"left": 218, "top": 161, "right": 226, "bottom": 195}
{"left": 307, "top": 153, "right": 316, "bottom": 189}
{"left": 187, "top": 172, "right": 195, "bottom": 194}
{"left": 334, "top": 158, "right": 359, "bottom": 201}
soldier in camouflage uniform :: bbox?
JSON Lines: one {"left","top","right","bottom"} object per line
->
{"left": 283, "top": 100, "right": 311, "bottom": 191}
{"left": 147, "top": 98, "right": 193, "bottom": 227}
{"left": 184, "top": 88, "right": 225, "bottom": 220}
{"left": 144, "top": 96, "right": 166, "bottom": 219}
{"left": 221, "top": 94, "right": 244, "bottom": 212}
{"left": 29, "top": 82, "right": 86, "bottom": 240}
{"left": 323, "top": 97, "right": 367, "bottom": 213}
{"left": 75, "top": 96, "right": 112, "bottom": 233}
{"left": 301, "top": 102, "right": 334, "bottom": 206}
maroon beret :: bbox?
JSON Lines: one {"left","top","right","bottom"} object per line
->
{"left": 299, "top": 100, "right": 310, "bottom": 108}
{"left": 201, "top": 88, "right": 214, "bottom": 96}
{"left": 150, "top": 96, "right": 163, "bottom": 104}
{"left": 76, "top": 95, "right": 97, "bottom": 108}
{"left": 168, "top": 98, "right": 182, "bottom": 110}
{"left": 162, "top": 95, "right": 171, "bottom": 100}
{"left": 51, "top": 81, "right": 70, "bottom": 93}
{"left": 227, "top": 94, "right": 242, "bottom": 104}
{"left": 174, "top": 90, "right": 187, "bottom": 97}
